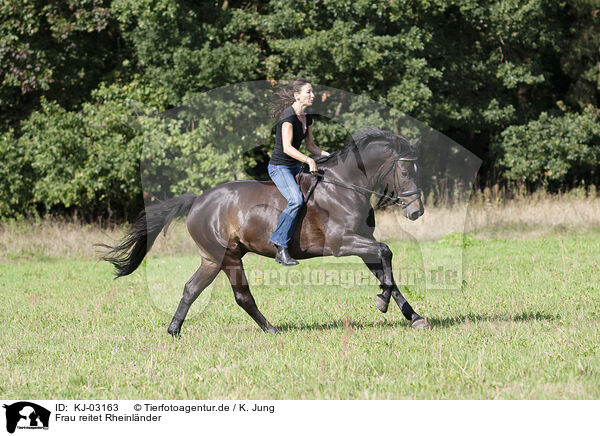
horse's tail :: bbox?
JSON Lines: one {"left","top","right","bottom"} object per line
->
{"left": 99, "top": 193, "right": 197, "bottom": 277}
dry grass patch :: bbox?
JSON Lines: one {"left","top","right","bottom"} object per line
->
{"left": 375, "top": 192, "right": 600, "bottom": 242}
{"left": 2, "top": 191, "right": 599, "bottom": 260}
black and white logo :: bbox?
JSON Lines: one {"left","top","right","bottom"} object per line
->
{"left": 3, "top": 402, "right": 50, "bottom": 434}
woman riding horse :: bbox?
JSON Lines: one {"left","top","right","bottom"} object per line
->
{"left": 268, "top": 78, "right": 329, "bottom": 266}
{"left": 101, "top": 105, "right": 428, "bottom": 335}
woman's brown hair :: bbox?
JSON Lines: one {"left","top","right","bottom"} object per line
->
{"left": 270, "top": 78, "right": 311, "bottom": 119}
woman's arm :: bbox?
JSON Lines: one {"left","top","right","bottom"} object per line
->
{"left": 281, "top": 122, "right": 318, "bottom": 172}
{"left": 305, "top": 126, "right": 329, "bottom": 157}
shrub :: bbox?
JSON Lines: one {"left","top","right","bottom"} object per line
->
{"left": 495, "top": 107, "right": 600, "bottom": 189}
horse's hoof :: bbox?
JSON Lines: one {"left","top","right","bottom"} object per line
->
{"left": 410, "top": 316, "right": 429, "bottom": 330}
{"left": 374, "top": 294, "right": 389, "bottom": 313}
{"left": 167, "top": 320, "right": 183, "bottom": 337}
{"left": 265, "top": 325, "right": 280, "bottom": 334}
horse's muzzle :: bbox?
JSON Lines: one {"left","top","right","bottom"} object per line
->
{"left": 402, "top": 193, "right": 424, "bottom": 221}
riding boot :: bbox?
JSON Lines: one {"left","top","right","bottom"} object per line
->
{"left": 275, "top": 245, "right": 299, "bottom": 266}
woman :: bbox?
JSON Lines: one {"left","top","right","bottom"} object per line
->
{"left": 268, "top": 78, "right": 329, "bottom": 266}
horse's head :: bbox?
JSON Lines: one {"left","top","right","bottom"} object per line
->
{"left": 373, "top": 133, "right": 424, "bottom": 221}
{"left": 319, "top": 128, "right": 424, "bottom": 220}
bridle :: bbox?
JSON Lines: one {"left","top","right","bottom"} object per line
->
{"left": 376, "top": 156, "right": 422, "bottom": 208}
{"left": 309, "top": 155, "right": 422, "bottom": 209}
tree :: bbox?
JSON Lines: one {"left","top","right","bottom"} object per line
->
{"left": 0, "top": 0, "right": 125, "bottom": 130}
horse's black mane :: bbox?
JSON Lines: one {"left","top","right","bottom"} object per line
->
{"left": 314, "top": 127, "right": 415, "bottom": 165}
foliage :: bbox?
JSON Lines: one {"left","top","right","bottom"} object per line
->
{"left": 0, "top": 76, "right": 261, "bottom": 218}
{"left": 1, "top": 78, "right": 167, "bottom": 218}
{"left": 497, "top": 106, "right": 600, "bottom": 188}
{"left": 0, "top": 129, "right": 35, "bottom": 217}
{"left": 0, "top": 0, "right": 599, "bottom": 220}
{"left": 111, "top": 0, "right": 262, "bottom": 103}
{"left": 0, "top": 0, "right": 125, "bottom": 129}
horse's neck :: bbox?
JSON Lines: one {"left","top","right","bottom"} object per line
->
{"left": 322, "top": 148, "right": 379, "bottom": 189}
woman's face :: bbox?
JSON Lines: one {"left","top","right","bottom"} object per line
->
{"left": 294, "top": 83, "right": 314, "bottom": 107}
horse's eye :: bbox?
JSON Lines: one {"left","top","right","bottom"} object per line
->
{"left": 401, "top": 170, "right": 409, "bottom": 178}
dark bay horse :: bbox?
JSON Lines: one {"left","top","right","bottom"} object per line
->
{"left": 101, "top": 127, "right": 429, "bottom": 335}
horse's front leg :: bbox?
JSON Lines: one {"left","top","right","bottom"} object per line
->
{"left": 360, "top": 259, "right": 393, "bottom": 313}
{"left": 338, "top": 234, "right": 429, "bottom": 329}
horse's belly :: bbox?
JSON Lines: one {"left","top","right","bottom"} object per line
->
{"left": 188, "top": 180, "right": 334, "bottom": 259}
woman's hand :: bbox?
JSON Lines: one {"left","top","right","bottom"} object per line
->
{"left": 306, "top": 157, "right": 318, "bottom": 173}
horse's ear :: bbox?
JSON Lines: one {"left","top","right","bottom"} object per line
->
{"left": 411, "top": 137, "right": 422, "bottom": 152}
{"left": 394, "top": 136, "right": 407, "bottom": 153}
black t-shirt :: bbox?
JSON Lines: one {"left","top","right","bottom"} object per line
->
{"left": 269, "top": 106, "right": 313, "bottom": 166}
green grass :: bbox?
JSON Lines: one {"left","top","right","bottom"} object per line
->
{"left": 1, "top": 230, "right": 599, "bottom": 399}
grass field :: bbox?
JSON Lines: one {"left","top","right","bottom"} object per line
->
{"left": 1, "top": 200, "right": 599, "bottom": 399}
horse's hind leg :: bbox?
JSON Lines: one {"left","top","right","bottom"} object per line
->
{"left": 167, "top": 258, "right": 221, "bottom": 337}
{"left": 222, "top": 255, "right": 278, "bottom": 334}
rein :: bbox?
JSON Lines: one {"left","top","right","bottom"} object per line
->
{"left": 307, "top": 156, "right": 422, "bottom": 209}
